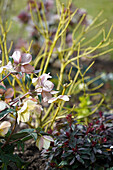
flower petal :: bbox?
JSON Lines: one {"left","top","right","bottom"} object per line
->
{"left": 36, "top": 136, "right": 44, "bottom": 150}
{"left": 21, "top": 53, "right": 32, "bottom": 65}
{"left": 5, "top": 88, "right": 14, "bottom": 99}
{"left": 42, "top": 91, "right": 52, "bottom": 102}
{"left": 43, "top": 135, "right": 54, "bottom": 149}
{"left": 48, "top": 97, "right": 57, "bottom": 103}
{"left": 21, "top": 64, "right": 34, "bottom": 73}
{"left": 57, "top": 95, "right": 70, "bottom": 101}
{"left": 40, "top": 73, "right": 52, "bottom": 84}
{"left": 43, "top": 80, "right": 54, "bottom": 92}
{"left": 0, "top": 101, "right": 8, "bottom": 111}
{"left": 0, "top": 121, "right": 11, "bottom": 136}
{"left": 12, "top": 51, "right": 21, "bottom": 64}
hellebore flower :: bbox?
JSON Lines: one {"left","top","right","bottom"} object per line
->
{"left": 0, "top": 121, "right": 11, "bottom": 136}
{"left": 0, "top": 100, "right": 9, "bottom": 111}
{"left": 0, "top": 61, "right": 15, "bottom": 73}
{"left": 17, "top": 99, "right": 42, "bottom": 124}
{"left": 12, "top": 51, "right": 34, "bottom": 74}
{"left": 36, "top": 135, "right": 54, "bottom": 150}
{"left": 48, "top": 95, "right": 70, "bottom": 103}
{"left": 32, "top": 73, "right": 58, "bottom": 102}
{"left": 0, "top": 83, "right": 14, "bottom": 103}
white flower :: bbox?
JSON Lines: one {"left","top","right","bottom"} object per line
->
{"left": 17, "top": 100, "right": 37, "bottom": 124}
{"left": 32, "top": 73, "right": 57, "bottom": 102}
{"left": 0, "top": 121, "right": 11, "bottom": 136}
{"left": 0, "top": 61, "right": 15, "bottom": 73}
{"left": 36, "top": 135, "right": 54, "bottom": 150}
{"left": 48, "top": 95, "right": 70, "bottom": 103}
{"left": 17, "top": 99, "right": 43, "bottom": 124}
{"left": 0, "top": 101, "right": 9, "bottom": 111}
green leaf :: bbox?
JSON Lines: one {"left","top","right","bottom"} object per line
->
{"left": 76, "top": 154, "right": 84, "bottom": 164}
{"left": 38, "top": 94, "right": 42, "bottom": 103}
{"left": 0, "top": 85, "right": 6, "bottom": 91}
{"left": 25, "top": 74, "right": 32, "bottom": 86}
{"left": 30, "top": 132, "right": 37, "bottom": 141}
{"left": 17, "top": 141, "right": 24, "bottom": 152}
{"left": 70, "top": 157, "right": 75, "bottom": 165}
{"left": 11, "top": 129, "right": 37, "bottom": 142}
{"left": 11, "top": 130, "right": 34, "bottom": 140}
{"left": 9, "top": 56, "right": 13, "bottom": 64}
{"left": 0, "top": 108, "right": 15, "bottom": 118}
{"left": 59, "top": 161, "right": 68, "bottom": 166}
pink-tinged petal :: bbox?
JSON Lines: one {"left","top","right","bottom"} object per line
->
{"left": 21, "top": 64, "right": 34, "bottom": 73}
{"left": 34, "top": 105, "right": 43, "bottom": 115}
{"left": 48, "top": 97, "right": 58, "bottom": 103}
{"left": 33, "top": 69, "right": 41, "bottom": 74}
{"left": 15, "top": 65, "right": 21, "bottom": 72}
{"left": 43, "top": 80, "right": 54, "bottom": 92}
{"left": 32, "top": 78, "right": 38, "bottom": 84}
{"left": 43, "top": 135, "right": 54, "bottom": 149}
{"left": 50, "top": 90, "right": 59, "bottom": 94}
{"left": 48, "top": 95, "right": 70, "bottom": 103}
{"left": 36, "top": 88, "right": 42, "bottom": 93}
{"left": 35, "top": 78, "right": 42, "bottom": 89}
{"left": 42, "top": 91, "right": 52, "bottom": 102}
{"left": 21, "top": 53, "right": 32, "bottom": 65}
{"left": 36, "top": 136, "right": 44, "bottom": 150}
{"left": 12, "top": 51, "right": 21, "bottom": 64}
{"left": 58, "top": 95, "right": 70, "bottom": 101}
{"left": 0, "top": 83, "right": 6, "bottom": 94}
{"left": 43, "top": 135, "right": 54, "bottom": 142}
{"left": 5, "top": 88, "right": 14, "bottom": 99}
{"left": 40, "top": 73, "right": 52, "bottom": 85}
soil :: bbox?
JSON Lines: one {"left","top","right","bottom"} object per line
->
{"left": 17, "top": 141, "right": 46, "bottom": 170}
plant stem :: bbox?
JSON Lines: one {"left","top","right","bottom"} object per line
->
{"left": 0, "top": 72, "right": 11, "bottom": 83}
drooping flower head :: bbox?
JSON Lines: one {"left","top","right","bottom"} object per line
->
{"left": 0, "top": 83, "right": 14, "bottom": 103}
{"left": 0, "top": 121, "right": 11, "bottom": 136}
{"left": 17, "top": 99, "right": 43, "bottom": 124}
{"left": 32, "top": 73, "right": 58, "bottom": 102}
{"left": 12, "top": 51, "right": 34, "bottom": 74}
